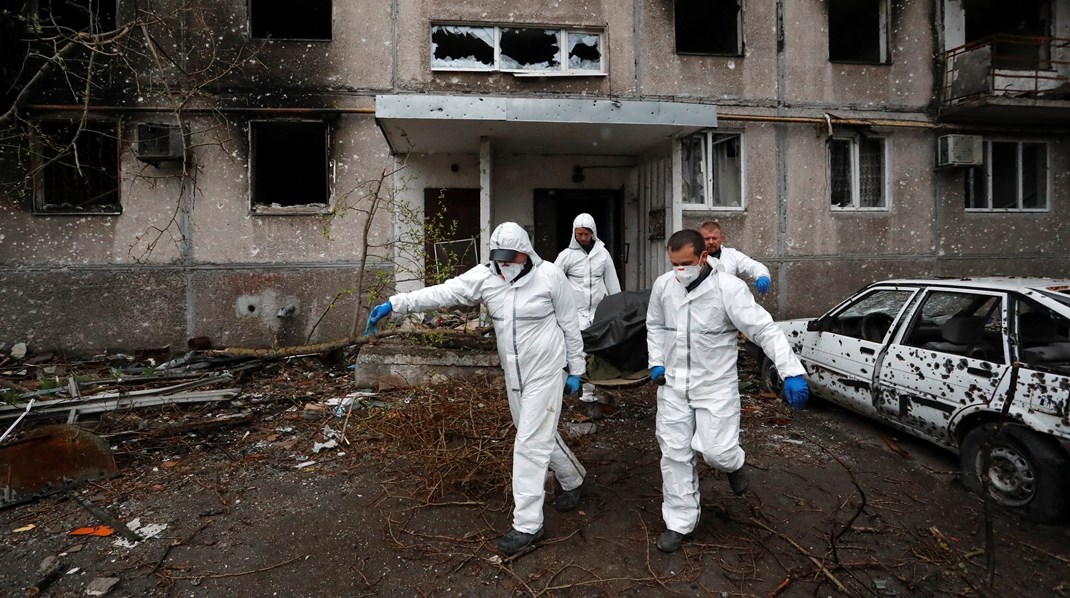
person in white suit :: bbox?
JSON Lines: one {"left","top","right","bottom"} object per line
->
{"left": 365, "top": 222, "right": 593, "bottom": 556}
{"left": 646, "top": 229, "right": 809, "bottom": 553}
{"left": 700, "top": 220, "right": 772, "bottom": 295}
{"left": 554, "top": 213, "right": 621, "bottom": 401}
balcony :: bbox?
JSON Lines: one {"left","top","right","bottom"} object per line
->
{"left": 940, "top": 35, "right": 1070, "bottom": 125}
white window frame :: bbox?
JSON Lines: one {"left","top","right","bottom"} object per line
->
{"left": 965, "top": 140, "right": 1051, "bottom": 213}
{"left": 430, "top": 24, "right": 605, "bottom": 76}
{"left": 679, "top": 130, "right": 746, "bottom": 211}
{"left": 829, "top": 134, "right": 889, "bottom": 211}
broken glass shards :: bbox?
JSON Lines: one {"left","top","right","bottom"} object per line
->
{"left": 431, "top": 26, "right": 495, "bottom": 70}
{"left": 499, "top": 28, "right": 560, "bottom": 71}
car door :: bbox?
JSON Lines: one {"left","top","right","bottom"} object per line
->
{"left": 876, "top": 288, "right": 1010, "bottom": 446}
{"left": 800, "top": 287, "right": 917, "bottom": 418}
{"left": 1009, "top": 295, "right": 1070, "bottom": 421}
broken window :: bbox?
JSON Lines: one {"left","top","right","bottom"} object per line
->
{"left": 964, "top": 0, "right": 1050, "bottom": 69}
{"left": 674, "top": 0, "right": 742, "bottom": 55}
{"left": 35, "top": 0, "right": 117, "bottom": 33}
{"left": 681, "top": 131, "right": 743, "bottom": 209}
{"left": 828, "top": 0, "right": 888, "bottom": 63}
{"left": 430, "top": 24, "right": 603, "bottom": 74}
{"left": 903, "top": 291, "right": 1006, "bottom": 363}
{"left": 250, "top": 121, "right": 330, "bottom": 211}
{"left": 820, "top": 289, "right": 914, "bottom": 342}
{"left": 431, "top": 26, "right": 495, "bottom": 70}
{"left": 567, "top": 32, "right": 602, "bottom": 71}
{"left": 500, "top": 28, "right": 560, "bottom": 71}
{"left": 965, "top": 140, "right": 1048, "bottom": 211}
{"left": 250, "top": 0, "right": 331, "bottom": 40}
{"left": 829, "top": 135, "right": 886, "bottom": 209}
{"left": 33, "top": 119, "right": 120, "bottom": 214}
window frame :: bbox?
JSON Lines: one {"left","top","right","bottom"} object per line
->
{"left": 430, "top": 23, "right": 605, "bottom": 76}
{"left": 673, "top": 0, "right": 744, "bottom": 57}
{"left": 965, "top": 139, "right": 1051, "bottom": 213}
{"left": 679, "top": 130, "right": 746, "bottom": 212}
{"left": 828, "top": 134, "right": 890, "bottom": 211}
{"left": 827, "top": 0, "right": 890, "bottom": 65}
{"left": 248, "top": 119, "right": 333, "bottom": 215}
{"left": 31, "top": 118, "right": 122, "bottom": 216}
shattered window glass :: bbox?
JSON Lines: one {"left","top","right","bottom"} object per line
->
{"left": 499, "top": 28, "right": 560, "bottom": 71}
{"left": 567, "top": 32, "right": 602, "bottom": 71}
{"left": 431, "top": 26, "right": 495, "bottom": 70}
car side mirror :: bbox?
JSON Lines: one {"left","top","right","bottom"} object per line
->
{"left": 806, "top": 319, "right": 822, "bottom": 332}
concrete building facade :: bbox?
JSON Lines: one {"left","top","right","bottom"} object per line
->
{"left": 1, "top": 0, "right": 1067, "bottom": 354}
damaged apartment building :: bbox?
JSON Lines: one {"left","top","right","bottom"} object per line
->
{"left": 0, "top": 0, "right": 1068, "bottom": 353}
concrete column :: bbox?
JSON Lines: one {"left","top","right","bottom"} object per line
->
{"left": 479, "top": 137, "right": 492, "bottom": 262}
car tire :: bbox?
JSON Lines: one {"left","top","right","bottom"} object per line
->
{"left": 959, "top": 423, "right": 1070, "bottom": 522}
{"left": 759, "top": 356, "right": 783, "bottom": 396}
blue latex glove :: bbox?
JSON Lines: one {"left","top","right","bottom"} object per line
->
{"left": 755, "top": 276, "right": 771, "bottom": 295}
{"left": 565, "top": 375, "right": 581, "bottom": 395}
{"left": 783, "top": 375, "right": 809, "bottom": 410}
{"left": 363, "top": 301, "right": 393, "bottom": 336}
{"left": 650, "top": 365, "right": 666, "bottom": 386}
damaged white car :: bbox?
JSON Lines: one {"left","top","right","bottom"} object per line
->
{"left": 760, "top": 278, "right": 1070, "bottom": 522}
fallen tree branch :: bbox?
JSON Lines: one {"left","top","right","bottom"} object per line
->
{"left": 749, "top": 518, "right": 853, "bottom": 597}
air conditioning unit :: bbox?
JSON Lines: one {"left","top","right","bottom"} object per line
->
{"left": 134, "top": 123, "right": 187, "bottom": 165}
{"left": 937, "top": 134, "right": 983, "bottom": 168}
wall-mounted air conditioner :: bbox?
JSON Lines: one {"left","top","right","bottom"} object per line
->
{"left": 134, "top": 123, "right": 187, "bottom": 165}
{"left": 937, "top": 134, "right": 983, "bottom": 168}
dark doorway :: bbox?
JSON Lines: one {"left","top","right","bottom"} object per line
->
{"left": 424, "top": 188, "right": 481, "bottom": 284}
{"left": 533, "top": 189, "right": 625, "bottom": 288}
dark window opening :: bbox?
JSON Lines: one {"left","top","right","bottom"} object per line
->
{"left": 250, "top": 0, "right": 331, "bottom": 40}
{"left": 674, "top": 0, "right": 741, "bottom": 55}
{"left": 829, "top": 139, "right": 851, "bottom": 207}
{"left": 250, "top": 121, "right": 329, "bottom": 209}
{"left": 828, "top": 0, "right": 885, "bottom": 63}
{"left": 567, "top": 33, "right": 601, "bottom": 70}
{"left": 967, "top": 140, "right": 1048, "bottom": 210}
{"left": 965, "top": 0, "right": 1050, "bottom": 69}
{"left": 499, "top": 28, "right": 559, "bottom": 70}
{"left": 431, "top": 26, "right": 494, "bottom": 68}
{"left": 34, "top": 119, "right": 120, "bottom": 214}
{"left": 36, "top": 0, "right": 116, "bottom": 33}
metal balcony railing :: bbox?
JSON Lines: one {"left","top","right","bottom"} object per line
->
{"left": 942, "top": 34, "right": 1070, "bottom": 105}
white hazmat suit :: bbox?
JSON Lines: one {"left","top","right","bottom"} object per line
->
{"left": 554, "top": 213, "right": 621, "bottom": 329}
{"left": 646, "top": 263, "right": 804, "bottom": 535}
{"left": 707, "top": 247, "right": 770, "bottom": 282}
{"left": 388, "top": 223, "right": 587, "bottom": 535}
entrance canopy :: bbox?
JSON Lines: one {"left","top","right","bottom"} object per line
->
{"left": 375, "top": 94, "right": 717, "bottom": 156}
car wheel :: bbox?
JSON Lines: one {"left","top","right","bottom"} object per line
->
{"left": 759, "top": 356, "right": 783, "bottom": 395}
{"left": 959, "top": 423, "right": 1070, "bottom": 522}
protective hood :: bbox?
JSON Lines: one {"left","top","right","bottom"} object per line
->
{"left": 568, "top": 213, "right": 602, "bottom": 250}
{"left": 490, "top": 222, "right": 542, "bottom": 266}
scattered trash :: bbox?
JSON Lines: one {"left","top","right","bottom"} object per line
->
{"left": 0, "top": 397, "right": 35, "bottom": 444}
{"left": 1, "top": 425, "right": 119, "bottom": 508}
{"left": 69, "top": 492, "right": 141, "bottom": 542}
{"left": 69, "top": 526, "right": 115, "bottom": 537}
{"left": 11, "top": 343, "right": 27, "bottom": 360}
{"left": 112, "top": 520, "right": 168, "bottom": 548}
{"left": 303, "top": 403, "right": 326, "bottom": 420}
{"left": 14, "top": 524, "right": 35, "bottom": 532}
{"left": 86, "top": 576, "right": 120, "bottom": 596}
{"left": 295, "top": 460, "right": 316, "bottom": 469}
{"left": 873, "top": 578, "right": 896, "bottom": 596}
{"left": 27, "top": 557, "right": 64, "bottom": 596}
{"left": 312, "top": 439, "right": 338, "bottom": 454}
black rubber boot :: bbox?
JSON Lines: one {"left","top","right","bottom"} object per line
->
{"left": 728, "top": 464, "right": 749, "bottom": 495}
{"left": 496, "top": 527, "right": 544, "bottom": 556}
{"left": 553, "top": 474, "right": 594, "bottom": 512}
{"left": 656, "top": 530, "right": 687, "bottom": 553}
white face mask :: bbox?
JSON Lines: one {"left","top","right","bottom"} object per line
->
{"left": 673, "top": 264, "right": 702, "bottom": 287}
{"left": 498, "top": 262, "right": 524, "bottom": 282}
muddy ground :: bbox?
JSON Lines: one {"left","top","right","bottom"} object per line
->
{"left": 1, "top": 352, "right": 1068, "bottom": 597}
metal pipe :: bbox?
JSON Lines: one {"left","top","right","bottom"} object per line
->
{"left": 26, "top": 104, "right": 376, "bottom": 115}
